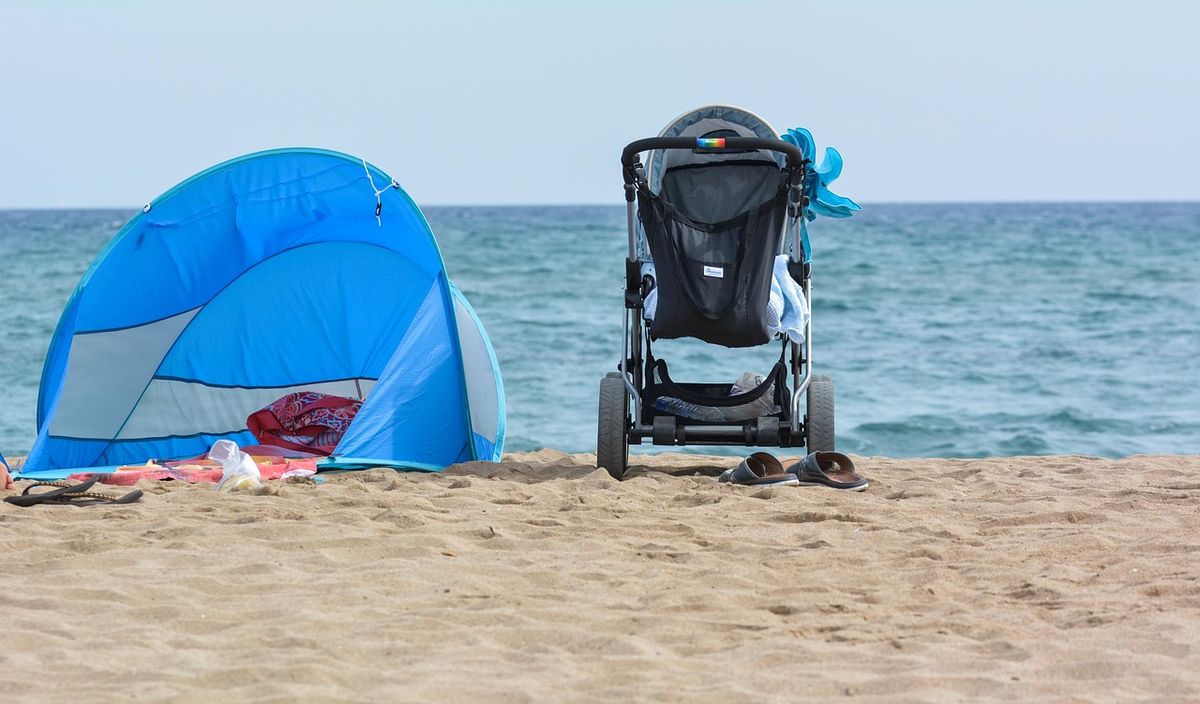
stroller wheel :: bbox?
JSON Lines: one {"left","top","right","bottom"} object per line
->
{"left": 597, "top": 373, "right": 630, "bottom": 480}
{"left": 805, "top": 374, "right": 835, "bottom": 453}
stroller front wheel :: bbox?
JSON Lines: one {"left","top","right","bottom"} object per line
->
{"left": 597, "top": 373, "right": 630, "bottom": 480}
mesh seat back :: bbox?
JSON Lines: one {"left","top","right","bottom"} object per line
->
{"left": 639, "top": 166, "right": 787, "bottom": 348}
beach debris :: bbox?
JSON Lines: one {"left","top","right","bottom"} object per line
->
{"left": 210, "top": 439, "right": 261, "bottom": 493}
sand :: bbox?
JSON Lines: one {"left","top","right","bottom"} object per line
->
{"left": 1, "top": 451, "right": 1198, "bottom": 703}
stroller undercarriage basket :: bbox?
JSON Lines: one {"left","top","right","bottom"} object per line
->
{"left": 645, "top": 358, "right": 789, "bottom": 425}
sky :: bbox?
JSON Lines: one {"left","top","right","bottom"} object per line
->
{"left": 0, "top": 0, "right": 1197, "bottom": 207}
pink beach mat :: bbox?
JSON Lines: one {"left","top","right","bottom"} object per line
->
{"left": 70, "top": 451, "right": 319, "bottom": 486}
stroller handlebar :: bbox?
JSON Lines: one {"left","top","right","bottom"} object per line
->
{"left": 621, "top": 137, "right": 807, "bottom": 185}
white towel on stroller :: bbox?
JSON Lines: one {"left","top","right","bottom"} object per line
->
{"left": 642, "top": 255, "right": 810, "bottom": 344}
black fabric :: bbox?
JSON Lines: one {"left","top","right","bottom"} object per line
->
{"left": 624, "top": 257, "right": 642, "bottom": 308}
{"left": 660, "top": 160, "right": 782, "bottom": 224}
{"left": 640, "top": 165, "right": 788, "bottom": 348}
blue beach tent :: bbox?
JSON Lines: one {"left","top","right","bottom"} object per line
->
{"left": 19, "top": 148, "right": 503, "bottom": 480}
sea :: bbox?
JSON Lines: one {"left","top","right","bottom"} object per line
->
{"left": 1, "top": 204, "right": 1197, "bottom": 459}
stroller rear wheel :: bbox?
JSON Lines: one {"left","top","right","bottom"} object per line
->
{"left": 805, "top": 374, "right": 835, "bottom": 453}
{"left": 597, "top": 372, "right": 630, "bottom": 480}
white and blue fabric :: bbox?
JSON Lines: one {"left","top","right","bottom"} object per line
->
{"left": 20, "top": 149, "right": 504, "bottom": 479}
{"left": 764, "top": 255, "right": 810, "bottom": 345}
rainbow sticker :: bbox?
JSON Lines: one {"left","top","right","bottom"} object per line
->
{"left": 696, "top": 137, "right": 726, "bottom": 149}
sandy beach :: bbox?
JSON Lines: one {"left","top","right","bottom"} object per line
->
{"left": 1, "top": 451, "right": 1198, "bottom": 703}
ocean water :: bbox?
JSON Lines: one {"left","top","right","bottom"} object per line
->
{"left": 1, "top": 204, "right": 1197, "bottom": 460}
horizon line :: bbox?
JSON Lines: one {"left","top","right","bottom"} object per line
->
{"left": 1, "top": 198, "right": 1199, "bottom": 212}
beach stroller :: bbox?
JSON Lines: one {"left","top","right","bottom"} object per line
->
{"left": 597, "top": 105, "right": 834, "bottom": 479}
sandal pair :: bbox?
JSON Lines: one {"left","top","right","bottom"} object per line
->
{"left": 720, "top": 451, "right": 868, "bottom": 491}
{"left": 4, "top": 477, "right": 144, "bottom": 507}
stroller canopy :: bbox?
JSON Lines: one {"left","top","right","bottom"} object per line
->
{"left": 23, "top": 148, "right": 504, "bottom": 476}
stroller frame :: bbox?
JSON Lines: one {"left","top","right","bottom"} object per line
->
{"left": 597, "top": 136, "right": 836, "bottom": 480}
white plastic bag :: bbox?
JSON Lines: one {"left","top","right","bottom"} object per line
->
{"left": 209, "top": 439, "right": 261, "bottom": 492}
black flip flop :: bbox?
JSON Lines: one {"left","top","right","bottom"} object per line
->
{"left": 4, "top": 478, "right": 143, "bottom": 507}
{"left": 789, "top": 452, "right": 869, "bottom": 491}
